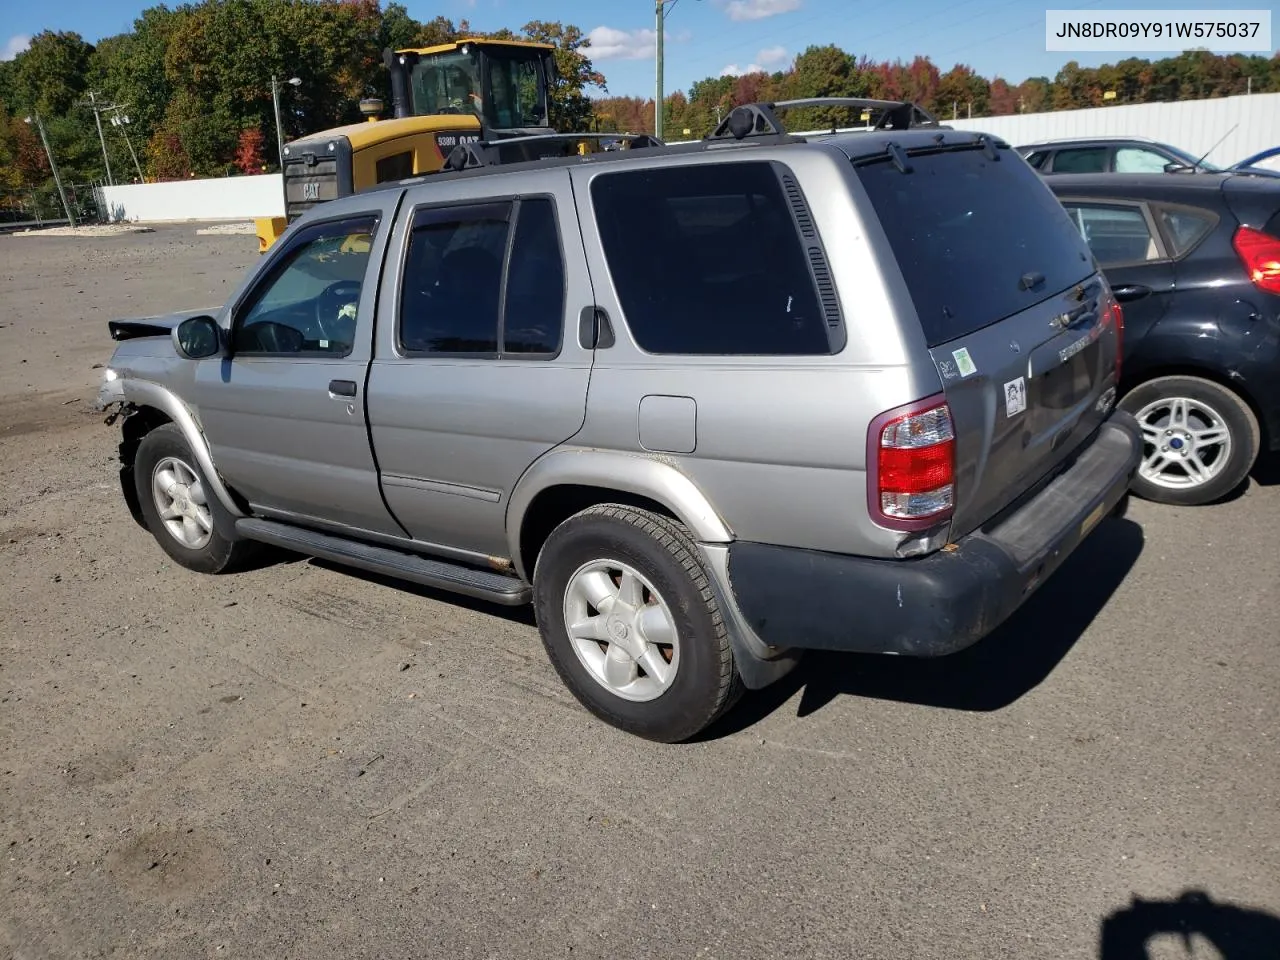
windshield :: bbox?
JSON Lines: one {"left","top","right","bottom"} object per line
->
{"left": 410, "top": 51, "right": 483, "bottom": 118}
{"left": 1164, "top": 143, "right": 1221, "bottom": 172}
{"left": 408, "top": 48, "right": 548, "bottom": 129}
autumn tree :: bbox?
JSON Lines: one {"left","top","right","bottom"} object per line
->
{"left": 233, "top": 126, "right": 266, "bottom": 173}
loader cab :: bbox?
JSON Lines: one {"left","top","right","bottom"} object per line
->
{"left": 260, "top": 39, "right": 558, "bottom": 253}
{"left": 401, "top": 39, "right": 555, "bottom": 135}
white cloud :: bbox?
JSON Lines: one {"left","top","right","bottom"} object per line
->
{"left": 2, "top": 34, "right": 31, "bottom": 61}
{"left": 756, "top": 45, "right": 789, "bottom": 65}
{"left": 724, "top": 0, "right": 800, "bottom": 22}
{"left": 586, "top": 25, "right": 690, "bottom": 61}
{"left": 720, "top": 46, "right": 789, "bottom": 76}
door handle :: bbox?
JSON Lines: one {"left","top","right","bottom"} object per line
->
{"left": 328, "top": 379, "right": 357, "bottom": 398}
{"left": 1112, "top": 284, "right": 1151, "bottom": 303}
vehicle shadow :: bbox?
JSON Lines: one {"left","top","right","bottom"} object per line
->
{"left": 1250, "top": 450, "right": 1280, "bottom": 489}
{"left": 1098, "top": 889, "right": 1280, "bottom": 959}
{"left": 701, "top": 515, "right": 1146, "bottom": 738}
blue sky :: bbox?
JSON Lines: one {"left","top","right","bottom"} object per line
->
{"left": 1, "top": 0, "right": 1277, "bottom": 98}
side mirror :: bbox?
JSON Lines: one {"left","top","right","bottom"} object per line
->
{"left": 173, "top": 315, "right": 224, "bottom": 360}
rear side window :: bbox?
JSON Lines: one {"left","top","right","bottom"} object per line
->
{"left": 590, "top": 162, "right": 835, "bottom": 355}
{"left": 1061, "top": 203, "right": 1161, "bottom": 265}
{"left": 398, "top": 197, "right": 565, "bottom": 356}
{"left": 1051, "top": 148, "right": 1108, "bottom": 173}
{"left": 1155, "top": 205, "right": 1217, "bottom": 257}
{"left": 854, "top": 145, "right": 1094, "bottom": 346}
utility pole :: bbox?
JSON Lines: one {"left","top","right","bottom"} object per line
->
{"left": 25, "top": 111, "right": 76, "bottom": 227}
{"left": 655, "top": 0, "right": 665, "bottom": 139}
{"left": 83, "top": 91, "right": 114, "bottom": 186}
{"left": 108, "top": 104, "right": 145, "bottom": 182}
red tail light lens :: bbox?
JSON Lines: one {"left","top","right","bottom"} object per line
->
{"left": 1233, "top": 225, "right": 1280, "bottom": 295}
{"left": 869, "top": 397, "right": 956, "bottom": 530}
{"left": 1101, "top": 289, "right": 1124, "bottom": 382}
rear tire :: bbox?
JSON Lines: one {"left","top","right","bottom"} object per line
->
{"left": 532, "top": 504, "right": 742, "bottom": 743}
{"left": 134, "top": 424, "right": 257, "bottom": 574}
{"left": 1119, "top": 375, "right": 1259, "bottom": 506}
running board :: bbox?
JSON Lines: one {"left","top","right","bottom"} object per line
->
{"left": 235, "top": 518, "right": 531, "bottom": 606}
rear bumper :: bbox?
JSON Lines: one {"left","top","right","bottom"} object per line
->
{"left": 725, "top": 412, "right": 1142, "bottom": 657}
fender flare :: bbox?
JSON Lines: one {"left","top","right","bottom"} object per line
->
{"left": 505, "top": 448, "right": 732, "bottom": 582}
{"left": 121, "top": 379, "right": 247, "bottom": 522}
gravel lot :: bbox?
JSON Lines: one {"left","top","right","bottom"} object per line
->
{"left": 2, "top": 226, "right": 1278, "bottom": 959}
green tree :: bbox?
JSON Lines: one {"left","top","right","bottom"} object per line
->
{"left": 520, "top": 20, "right": 606, "bottom": 131}
{"left": 11, "top": 30, "right": 94, "bottom": 116}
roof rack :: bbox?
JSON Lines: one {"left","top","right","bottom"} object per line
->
{"left": 707, "top": 97, "right": 946, "bottom": 142}
{"left": 442, "top": 132, "right": 666, "bottom": 172}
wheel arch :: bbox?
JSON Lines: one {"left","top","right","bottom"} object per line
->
{"left": 506, "top": 451, "right": 732, "bottom": 583}
{"left": 119, "top": 379, "right": 248, "bottom": 521}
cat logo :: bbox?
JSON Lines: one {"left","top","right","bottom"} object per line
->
{"left": 302, "top": 182, "right": 320, "bottom": 202}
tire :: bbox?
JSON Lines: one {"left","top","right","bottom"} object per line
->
{"left": 532, "top": 504, "right": 743, "bottom": 743}
{"left": 1119, "top": 375, "right": 1260, "bottom": 507}
{"left": 133, "top": 423, "right": 257, "bottom": 574}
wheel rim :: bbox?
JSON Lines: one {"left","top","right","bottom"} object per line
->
{"left": 562, "top": 559, "right": 680, "bottom": 703}
{"left": 151, "top": 456, "right": 214, "bottom": 550}
{"left": 1133, "top": 395, "right": 1233, "bottom": 491}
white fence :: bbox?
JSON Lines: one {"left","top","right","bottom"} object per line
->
{"left": 100, "top": 174, "right": 285, "bottom": 223}
{"left": 947, "top": 93, "right": 1280, "bottom": 167}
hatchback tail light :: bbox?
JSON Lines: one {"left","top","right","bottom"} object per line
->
{"left": 868, "top": 395, "right": 955, "bottom": 531}
{"left": 1232, "top": 225, "right": 1280, "bottom": 295}
{"left": 1101, "top": 288, "right": 1124, "bottom": 382}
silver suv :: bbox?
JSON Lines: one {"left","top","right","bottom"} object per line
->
{"left": 96, "top": 99, "right": 1141, "bottom": 742}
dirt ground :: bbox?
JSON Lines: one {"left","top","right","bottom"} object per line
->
{"left": 2, "top": 226, "right": 1278, "bottom": 960}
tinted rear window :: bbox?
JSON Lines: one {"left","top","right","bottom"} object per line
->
{"left": 854, "top": 145, "right": 1094, "bottom": 347}
{"left": 589, "top": 162, "right": 834, "bottom": 355}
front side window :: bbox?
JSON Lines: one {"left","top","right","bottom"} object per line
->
{"left": 589, "top": 162, "right": 833, "bottom": 355}
{"left": 1062, "top": 203, "right": 1161, "bottom": 266}
{"left": 398, "top": 197, "right": 565, "bottom": 356}
{"left": 233, "top": 216, "right": 378, "bottom": 356}
{"left": 487, "top": 53, "right": 547, "bottom": 128}
{"left": 1115, "top": 147, "right": 1173, "bottom": 174}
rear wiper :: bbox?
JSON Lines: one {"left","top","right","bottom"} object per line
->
{"left": 1018, "top": 271, "right": 1045, "bottom": 291}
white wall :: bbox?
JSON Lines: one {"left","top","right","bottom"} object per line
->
{"left": 946, "top": 93, "right": 1280, "bottom": 168}
{"left": 100, "top": 174, "right": 285, "bottom": 223}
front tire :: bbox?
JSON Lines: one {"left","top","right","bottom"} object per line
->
{"left": 1119, "top": 376, "right": 1260, "bottom": 506}
{"left": 532, "top": 504, "right": 742, "bottom": 742}
{"left": 133, "top": 424, "right": 257, "bottom": 574}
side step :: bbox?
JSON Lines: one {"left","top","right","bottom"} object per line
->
{"left": 235, "top": 518, "right": 532, "bottom": 606}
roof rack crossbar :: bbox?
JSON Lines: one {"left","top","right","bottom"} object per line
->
{"left": 442, "top": 131, "right": 666, "bottom": 172}
{"left": 706, "top": 97, "right": 944, "bottom": 142}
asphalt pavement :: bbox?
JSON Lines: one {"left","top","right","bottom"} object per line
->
{"left": 1, "top": 226, "right": 1277, "bottom": 960}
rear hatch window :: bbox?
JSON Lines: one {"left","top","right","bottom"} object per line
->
{"left": 853, "top": 144, "right": 1095, "bottom": 346}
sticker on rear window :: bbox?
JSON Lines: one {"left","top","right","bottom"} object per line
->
{"left": 951, "top": 347, "right": 977, "bottom": 377}
{"left": 1004, "top": 376, "right": 1027, "bottom": 418}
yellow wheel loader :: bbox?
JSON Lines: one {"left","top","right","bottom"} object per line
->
{"left": 256, "top": 38, "right": 586, "bottom": 253}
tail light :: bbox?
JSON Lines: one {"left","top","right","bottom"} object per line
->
{"left": 868, "top": 395, "right": 955, "bottom": 531}
{"left": 1101, "top": 287, "right": 1124, "bottom": 382}
{"left": 1233, "top": 225, "right": 1280, "bottom": 295}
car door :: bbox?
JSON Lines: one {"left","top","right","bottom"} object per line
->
{"left": 364, "top": 169, "right": 593, "bottom": 560}
{"left": 189, "top": 207, "right": 403, "bottom": 537}
{"left": 1058, "top": 198, "right": 1177, "bottom": 358}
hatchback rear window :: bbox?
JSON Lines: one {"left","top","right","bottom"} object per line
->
{"left": 854, "top": 145, "right": 1095, "bottom": 347}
